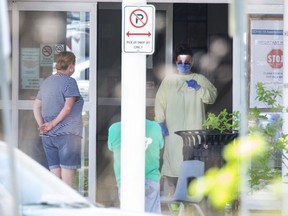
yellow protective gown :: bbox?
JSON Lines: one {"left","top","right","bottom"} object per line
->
{"left": 155, "top": 72, "right": 217, "bottom": 177}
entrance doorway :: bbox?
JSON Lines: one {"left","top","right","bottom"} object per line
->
{"left": 11, "top": 1, "right": 97, "bottom": 202}
{"left": 96, "top": 2, "right": 231, "bottom": 206}
{"left": 9, "top": 1, "right": 231, "bottom": 206}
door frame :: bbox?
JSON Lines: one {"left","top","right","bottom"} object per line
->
{"left": 11, "top": 1, "right": 97, "bottom": 203}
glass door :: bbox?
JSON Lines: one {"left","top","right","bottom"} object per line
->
{"left": 96, "top": 2, "right": 172, "bottom": 207}
{"left": 11, "top": 2, "right": 97, "bottom": 202}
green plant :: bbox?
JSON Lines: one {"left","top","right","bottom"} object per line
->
{"left": 204, "top": 109, "right": 239, "bottom": 133}
{"left": 255, "top": 82, "right": 283, "bottom": 111}
{"left": 189, "top": 134, "right": 268, "bottom": 209}
{"left": 247, "top": 82, "right": 288, "bottom": 190}
{"left": 189, "top": 81, "right": 288, "bottom": 209}
{"left": 203, "top": 82, "right": 288, "bottom": 191}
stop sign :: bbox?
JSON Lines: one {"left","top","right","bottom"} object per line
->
{"left": 267, "top": 49, "right": 283, "bottom": 69}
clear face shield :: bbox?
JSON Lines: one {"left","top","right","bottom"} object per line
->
{"left": 176, "top": 55, "right": 192, "bottom": 74}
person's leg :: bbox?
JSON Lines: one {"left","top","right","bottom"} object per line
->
{"left": 50, "top": 168, "right": 61, "bottom": 178}
{"left": 42, "top": 136, "right": 61, "bottom": 174}
{"left": 58, "top": 135, "right": 81, "bottom": 187}
{"left": 61, "top": 168, "right": 77, "bottom": 187}
{"left": 161, "top": 175, "right": 178, "bottom": 197}
{"left": 145, "top": 180, "right": 161, "bottom": 214}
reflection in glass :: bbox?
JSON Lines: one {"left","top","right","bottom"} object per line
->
{"left": 18, "top": 11, "right": 90, "bottom": 101}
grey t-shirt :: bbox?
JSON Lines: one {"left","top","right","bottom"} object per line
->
{"left": 36, "top": 74, "right": 84, "bottom": 137}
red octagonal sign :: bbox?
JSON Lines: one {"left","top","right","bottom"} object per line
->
{"left": 267, "top": 49, "right": 283, "bottom": 69}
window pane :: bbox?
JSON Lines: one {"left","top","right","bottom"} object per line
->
{"left": 19, "top": 11, "right": 90, "bottom": 101}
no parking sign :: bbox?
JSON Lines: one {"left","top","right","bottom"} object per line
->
{"left": 123, "top": 5, "right": 155, "bottom": 54}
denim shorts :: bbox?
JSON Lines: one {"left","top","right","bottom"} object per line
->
{"left": 41, "top": 134, "right": 81, "bottom": 170}
{"left": 118, "top": 180, "right": 161, "bottom": 214}
{"left": 145, "top": 180, "right": 161, "bottom": 214}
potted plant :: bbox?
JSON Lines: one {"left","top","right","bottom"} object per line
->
{"left": 203, "top": 81, "right": 288, "bottom": 191}
{"left": 203, "top": 108, "right": 239, "bottom": 133}
{"left": 188, "top": 82, "right": 288, "bottom": 211}
{"left": 175, "top": 108, "right": 239, "bottom": 172}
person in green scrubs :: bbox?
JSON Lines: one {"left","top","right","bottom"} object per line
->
{"left": 154, "top": 43, "right": 217, "bottom": 196}
{"left": 108, "top": 118, "right": 164, "bottom": 213}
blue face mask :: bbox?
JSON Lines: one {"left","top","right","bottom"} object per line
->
{"left": 177, "top": 63, "right": 191, "bottom": 74}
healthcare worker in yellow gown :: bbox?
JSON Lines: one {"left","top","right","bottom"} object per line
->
{"left": 154, "top": 43, "right": 217, "bottom": 196}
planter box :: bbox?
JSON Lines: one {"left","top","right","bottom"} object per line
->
{"left": 175, "top": 130, "right": 238, "bottom": 171}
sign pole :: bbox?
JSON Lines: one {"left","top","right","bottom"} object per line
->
{"left": 0, "top": 1, "right": 20, "bottom": 216}
{"left": 282, "top": 1, "right": 288, "bottom": 214}
{"left": 121, "top": 0, "right": 153, "bottom": 213}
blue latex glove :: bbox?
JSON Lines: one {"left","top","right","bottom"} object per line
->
{"left": 159, "top": 122, "right": 169, "bottom": 136}
{"left": 186, "top": 79, "right": 201, "bottom": 91}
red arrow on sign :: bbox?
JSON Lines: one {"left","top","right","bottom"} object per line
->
{"left": 126, "top": 31, "right": 151, "bottom": 37}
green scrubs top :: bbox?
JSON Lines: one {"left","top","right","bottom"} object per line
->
{"left": 108, "top": 120, "right": 164, "bottom": 187}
